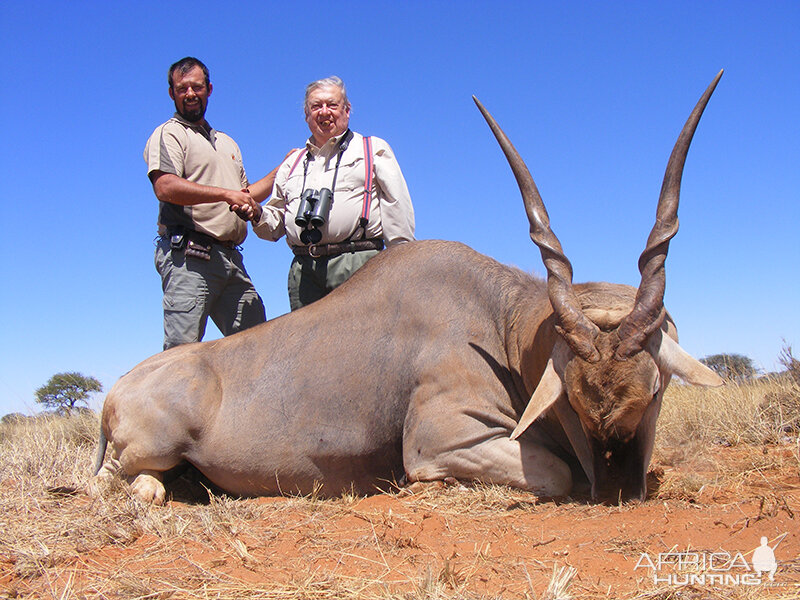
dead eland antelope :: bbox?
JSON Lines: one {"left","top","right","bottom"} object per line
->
{"left": 91, "top": 71, "right": 724, "bottom": 504}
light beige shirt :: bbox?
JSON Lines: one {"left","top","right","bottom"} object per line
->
{"left": 144, "top": 114, "right": 250, "bottom": 244}
{"left": 253, "top": 130, "right": 415, "bottom": 247}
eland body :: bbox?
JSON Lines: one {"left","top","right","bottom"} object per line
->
{"left": 93, "top": 73, "right": 724, "bottom": 503}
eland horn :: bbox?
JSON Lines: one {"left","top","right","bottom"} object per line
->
{"left": 474, "top": 96, "right": 600, "bottom": 363}
{"left": 615, "top": 70, "right": 723, "bottom": 359}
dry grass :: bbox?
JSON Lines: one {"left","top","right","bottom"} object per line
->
{"left": 0, "top": 410, "right": 97, "bottom": 490}
{"left": 657, "top": 374, "right": 800, "bottom": 448}
{"left": 652, "top": 374, "right": 800, "bottom": 501}
{"left": 2, "top": 376, "right": 798, "bottom": 599}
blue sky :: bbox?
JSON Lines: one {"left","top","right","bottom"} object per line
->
{"left": 1, "top": 1, "right": 798, "bottom": 415}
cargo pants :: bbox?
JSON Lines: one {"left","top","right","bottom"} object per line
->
{"left": 155, "top": 236, "right": 266, "bottom": 350}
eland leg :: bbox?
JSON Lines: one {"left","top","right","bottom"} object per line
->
{"left": 405, "top": 434, "right": 572, "bottom": 497}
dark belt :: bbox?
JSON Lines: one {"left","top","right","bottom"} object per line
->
{"left": 168, "top": 227, "right": 238, "bottom": 249}
{"left": 292, "top": 238, "right": 384, "bottom": 258}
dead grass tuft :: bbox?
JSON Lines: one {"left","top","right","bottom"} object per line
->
{"left": 0, "top": 411, "right": 98, "bottom": 493}
{"left": 540, "top": 564, "right": 576, "bottom": 600}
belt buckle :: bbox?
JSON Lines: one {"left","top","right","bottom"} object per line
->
{"left": 308, "top": 244, "right": 323, "bottom": 258}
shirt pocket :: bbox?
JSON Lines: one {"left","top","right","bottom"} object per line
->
{"left": 335, "top": 155, "right": 366, "bottom": 194}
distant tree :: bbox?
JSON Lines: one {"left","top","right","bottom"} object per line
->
{"left": 700, "top": 353, "right": 757, "bottom": 381}
{"left": 35, "top": 372, "right": 102, "bottom": 413}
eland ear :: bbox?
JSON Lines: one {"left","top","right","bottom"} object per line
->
{"left": 630, "top": 392, "right": 664, "bottom": 501}
{"left": 511, "top": 358, "right": 564, "bottom": 440}
{"left": 553, "top": 395, "right": 596, "bottom": 496}
{"left": 651, "top": 331, "right": 724, "bottom": 387}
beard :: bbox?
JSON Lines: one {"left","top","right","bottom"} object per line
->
{"left": 177, "top": 100, "right": 206, "bottom": 123}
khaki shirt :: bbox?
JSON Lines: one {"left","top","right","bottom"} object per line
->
{"left": 253, "top": 130, "right": 415, "bottom": 247}
{"left": 144, "top": 114, "right": 249, "bottom": 244}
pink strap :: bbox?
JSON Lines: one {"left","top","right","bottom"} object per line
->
{"left": 287, "top": 149, "right": 307, "bottom": 177}
{"left": 360, "top": 136, "right": 373, "bottom": 226}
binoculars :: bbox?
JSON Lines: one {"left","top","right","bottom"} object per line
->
{"left": 296, "top": 188, "right": 333, "bottom": 245}
{"left": 296, "top": 188, "right": 333, "bottom": 228}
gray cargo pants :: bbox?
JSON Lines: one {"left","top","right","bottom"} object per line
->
{"left": 155, "top": 237, "right": 266, "bottom": 350}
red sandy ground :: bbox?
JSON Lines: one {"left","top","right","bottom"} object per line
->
{"left": 3, "top": 445, "right": 799, "bottom": 599}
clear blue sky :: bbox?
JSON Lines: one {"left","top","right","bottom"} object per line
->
{"left": 1, "top": 1, "right": 798, "bottom": 415}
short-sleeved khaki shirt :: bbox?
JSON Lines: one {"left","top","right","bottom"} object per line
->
{"left": 144, "top": 114, "right": 249, "bottom": 244}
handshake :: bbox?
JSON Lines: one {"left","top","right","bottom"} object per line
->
{"left": 227, "top": 148, "right": 295, "bottom": 223}
{"left": 228, "top": 188, "right": 262, "bottom": 223}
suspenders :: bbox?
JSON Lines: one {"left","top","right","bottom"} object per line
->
{"left": 359, "top": 135, "right": 373, "bottom": 229}
{"left": 287, "top": 149, "right": 306, "bottom": 178}
{"left": 287, "top": 133, "right": 374, "bottom": 232}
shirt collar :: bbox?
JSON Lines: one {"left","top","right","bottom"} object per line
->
{"left": 306, "top": 129, "right": 351, "bottom": 155}
{"left": 172, "top": 112, "right": 214, "bottom": 139}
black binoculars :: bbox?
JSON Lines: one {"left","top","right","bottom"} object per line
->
{"left": 295, "top": 188, "right": 333, "bottom": 229}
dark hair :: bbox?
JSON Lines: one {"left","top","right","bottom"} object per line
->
{"left": 168, "top": 57, "right": 210, "bottom": 89}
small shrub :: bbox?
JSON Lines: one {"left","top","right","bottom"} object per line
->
{"left": 779, "top": 342, "right": 800, "bottom": 384}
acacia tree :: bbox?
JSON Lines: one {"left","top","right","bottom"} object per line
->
{"left": 35, "top": 372, "right": 102, "bottom": 413}
{"left": 700, "top": 353, "right": 757, "bottom": 381}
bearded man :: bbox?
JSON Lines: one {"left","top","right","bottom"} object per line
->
{"left": 144, "top": 57, "right": 275, "bottom": 349}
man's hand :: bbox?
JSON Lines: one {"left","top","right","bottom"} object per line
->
{"left": 229, "top": 188, "right": 262, "bottom": 222}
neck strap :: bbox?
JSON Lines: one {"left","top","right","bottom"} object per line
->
{"left": 300, "top": 129, "right": 353, "bottom": 197}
